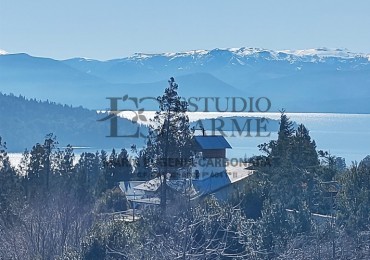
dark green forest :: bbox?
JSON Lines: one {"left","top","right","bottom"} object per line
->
{"left": 0, "top": 92, "right": 145, "bottom": 151}
{"left": 1, "top": 113, "right": 369, "bottom": 259}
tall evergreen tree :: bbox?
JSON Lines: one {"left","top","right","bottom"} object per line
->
{"left": 258, "top": 110, "right": 295, "bottom": 166}
{"left": 23, "top": 133, "right": 58, "bottom": 197}
{"left": 103, "top": 148, "right": 132, "bottom": 189}
{"left": 337, "top": 160, "right": 370, "bottom": 232}
{"left": 274, "top": 110, "right": 295, "bottom": 165}
{"left": 291, "top": 124, "right": 319, "bottom": 169}
{"left": 0, "top": 137, "right": 21, "bottom": 224}
{"left": 74, "top": 151, "right": 104, "bottom": 200}
{"left": 116, "top": 148, "right": 132, "bottom": 182}
{"left": 132, "top": 147, "right": 152, "bottom": 180}
{"left": 256, "top": 111, "right": 321, "bottom": 210}
{"left": 145, "top": 77, "right": 194, "bottom": 210}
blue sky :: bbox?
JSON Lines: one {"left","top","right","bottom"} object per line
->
{"left": 1, "top": 0, "right": 369, "bottom": 60}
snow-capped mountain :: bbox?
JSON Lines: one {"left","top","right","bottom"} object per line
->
{"left": 1, "top": 47, "right": 370, "bottom": 113}
{"left": 62, "top": 47, "right": 370, "bottom": 86}
{"left": 127, "top": 47, "right": 370, "bottom": 63}
{"left": 0, "top": 49, "right": 8, "bottom": 55}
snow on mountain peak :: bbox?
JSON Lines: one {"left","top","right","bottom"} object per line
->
{"left": 0, "top": 49, "right": 9, "bottom": 55}
{"left": 127, "top": 47, "right": 369, "bottom": 64}
{"left": 130, "top": 49, "right": 209, "bottom": 60}
{"left": 279, "top": 48, "right": 362, "bottom": 59}
{"left": 224, "top": 47, "right": 366, "bottom": 60}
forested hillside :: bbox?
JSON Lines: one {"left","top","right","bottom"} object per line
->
{"left": 1, "top": 80, "right": 370, "bottom": 259}
{"left": 0, "top": 92, "right": 146, "bottom": 151}
{"left": 0, "top": 113, "right": 370, "bottom": 259}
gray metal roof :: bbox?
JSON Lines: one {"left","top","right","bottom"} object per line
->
{"left": 194, "top": 135, "right": 232, "bottom": 150}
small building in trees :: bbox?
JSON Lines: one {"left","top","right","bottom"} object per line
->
{"left": 192, "top": 135, "right": 232, "bottom": 180}
{"left": 120, "top": 134, "right": 252, "bottom": 210}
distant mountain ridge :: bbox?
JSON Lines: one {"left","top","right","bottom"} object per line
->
{"left": 63, "top": 47, "right": 370, "bottom": 84}
{"left": 123, "top": 47, "right": 370, "bottom": 63}
{"left": 1, "top": 47, "right": 370, "bottom": 113}
{"left": 67, "top": 47, "right": 370, "bottom": 63}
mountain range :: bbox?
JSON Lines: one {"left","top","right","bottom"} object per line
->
{"left": 1, "top": 47, "right": 370, "bottom": 113}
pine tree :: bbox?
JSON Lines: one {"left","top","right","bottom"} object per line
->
{"left": 132, "top": 147, "right": 152, "bottom": 180}
{"left": 23, "top": 134, "right": 58, "bottom": 198}
{"left": 278, "top": 110, "right": 295, "bottom": 140}
{"left": 145, "top": 77, "right": 194, "bottom": 210}
{"left": 291, "top": 124, "right": 319, "bottom": 169}
{"left": 0, "top": 137, "right": 21, "bottom": 224}
{"left": 116, "top": 148, "right": 132, "bottom": 182}
{"left": 257, "top": 112, "right": 321, "bottom": 211}
{"left": 74, "top": 151, "right": 104, "bottom": 200}
{"left": 337, "top": 160, "right": 370, "bottom": 232}
{"left": 258, "top": 110, "right": 295, "bottom": 166}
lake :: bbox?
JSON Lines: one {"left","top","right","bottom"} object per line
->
{"left": 222, "top": 112, "right": 370, "bottom": 164}
{"left": 8, "top": 112, "right": 370, "bottom": 167}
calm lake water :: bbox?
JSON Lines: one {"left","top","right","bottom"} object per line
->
{"left": 8, "top": 112, "right": 370, "bottom": 167}
{"left": 224, "top": 113, "right": 370, "bottom": 164}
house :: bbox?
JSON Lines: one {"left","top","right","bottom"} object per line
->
{"left": 120, "top": 135, "right": 253, "bottom": 209}
{"left": 192, "top": 135, "right": 232, "bottom": 180}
